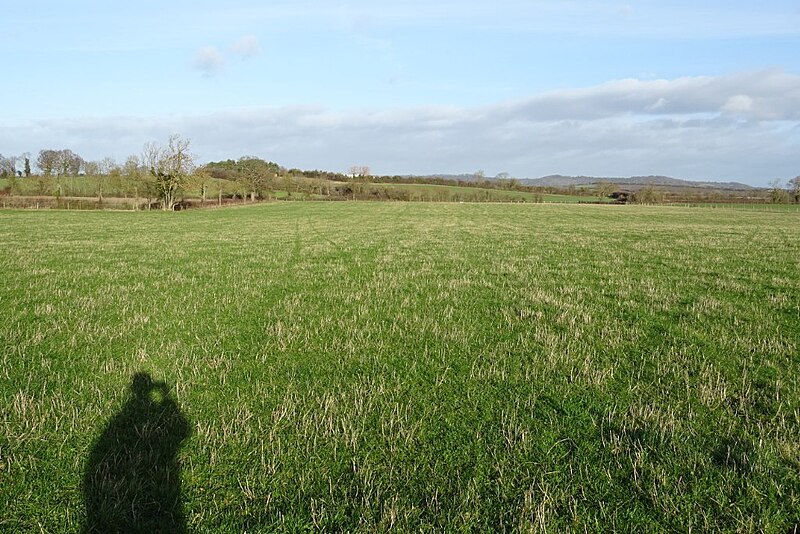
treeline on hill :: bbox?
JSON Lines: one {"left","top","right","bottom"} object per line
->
{"left": 204, "top": 160, "right": 551, "bottom": 203}
{"left": 2, "top": 143, "right": 798, "bottom": 210}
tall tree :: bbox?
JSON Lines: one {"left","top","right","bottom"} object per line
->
{"left": 142, "top": 135, "right": 195, "bottom": 211}
{"left": 348, "top": 165, "right": 371, "bottom": 179}
{"left": 191, "top": 168, "right": 213, "bottom": 204}
{"left": 83, "top": 161, "right": 100, "bottom": 176}
{"left": 37, "top": 149, "right": 59, "bottom": 176}
{"left": 769, "top": 179, "right": 789, "bottom": 204}
{"left": 58, "top": 149, "right": 83, "bottom": 176}
{"left": 596, "top": 180, "right": 616, "bottom": 199}
{"left": 99, "top": 157, "right": 118, "bottom": 176}
{"left": 236, "top": 157, "right": 278, "bottom": 200}
{"left": 23, "top": 153, "right": 31, "bottom": 177}
{"left": 0, "top": 154, "right": 16, "bottom": 177}
{"left": 789, "top": 176, "right": 800, "bottom": 203}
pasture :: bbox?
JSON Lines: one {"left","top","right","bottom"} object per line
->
{"left": 1, "top": 203, "right": 798, "bottom": 531}
{"left": 0, "top": 174, "right": 616, "bottom": 206}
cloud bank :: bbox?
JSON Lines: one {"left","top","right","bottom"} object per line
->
{"left": 2, "top": 70, "right": 798, "bottom": 185}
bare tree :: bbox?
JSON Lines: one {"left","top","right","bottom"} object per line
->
{"left": 83, "top": 161, "right": 100, "bottom": 175}
{"left": 0, "top": 154, "right": 19, "bottom": 177}
{"left": 36, "top": 149, "right": 83, "bottom": 177}
{"left": 68, "top": 151, "right": 84, "bottom": 176}
{"left": 596, "top": 180, "right": 616, "bottom": 199}
{"left": 236, "top": 157, "right": 278, "bottom": 201}
{"left": 98, "top": 157, "right": 118, "bottom": 176}
{"left": 789, "top": 176, "right": 800, "bottom": 203}
{"left": 348, "top": 165, "right": 371, "bottom": 179}
{"left": 55, "top": 149, "right": 82, "bottom": 176}
{"left": 631, "top": 186, "right": 664, "bottom": 204}
{"left": 496, "top": 172, "right": 518, "bottom": 190}
{"left": 94, "top": 157, "right": 119, "bottom": 201}
{"left": 123, "top": 154, "right": 141, "bottom": 177}
{"left": 37, "top": 149, "right": 59, "bottom": 176}
{"left": 770, "top": 179, "right": 790, "bottom": 204}
{"left": 191, "top": 168, "right": 213, "bottom": 204}
{"left": 143, "top": 135, "right": 195, "bottom": 211}
{"left": 122, "top": 155, "right": 145, "bottom": 206}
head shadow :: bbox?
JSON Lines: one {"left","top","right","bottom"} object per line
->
{"left": 83, "top": 372, "right": 191, "bottom": 533}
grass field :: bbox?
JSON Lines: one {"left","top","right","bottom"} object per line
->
{"left": 1, "top": 203, "right": 798, "bottom": 531}
{"left": 677, "top": 202, "right": 800, "bottom": 212}
{"left": 0, "top": 175, "right": 237, "bottom": 199}
{"left": 370, "top": 182, "right": 613, "bottom": 203}
{"left": 1, "top": 176, "right": 614, "bottom": 204}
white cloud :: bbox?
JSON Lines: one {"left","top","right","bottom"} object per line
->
{"left": 192, "top": 46, "right": 225, "bottom": 74}
{"left": 231, "top": 35, "right": 261, "bottom": 59}
{"left": 2, "top": 70, "right": 798, "bottom": 186}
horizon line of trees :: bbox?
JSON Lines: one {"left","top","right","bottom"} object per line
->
{"left": 3, "top": 141, "right": 800, "bottom": 208}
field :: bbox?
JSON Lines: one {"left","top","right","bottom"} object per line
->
{"left": 1, "top": 203, "right": 799, "bottom": 532}
{"left": 369, "top": 183, "right": 614, "bottom": 203}
{"left": 0, "top": 175, "right": 613, "bottom": 205}
{"left": 0, "top": 175, "right": 237, "bottom": 201}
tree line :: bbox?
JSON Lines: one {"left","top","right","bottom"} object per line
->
{"left": 1, "top": 136, "right": 197, "bottom": 210}
{"left": 4, "top": 136, "right": 799, "bottom": 209}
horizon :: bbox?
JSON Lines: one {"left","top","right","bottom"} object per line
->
{"left": 3, "top": 1, "right": 800, "bottom": 187}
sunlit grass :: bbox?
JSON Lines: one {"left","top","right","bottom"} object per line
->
{"left": 1, "top": 203, "right": 798, "bottom": 531}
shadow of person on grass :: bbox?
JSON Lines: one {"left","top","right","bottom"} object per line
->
{"left": 83, "top": 372, "right": 191, "bottom": 533}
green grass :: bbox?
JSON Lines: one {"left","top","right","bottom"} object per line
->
{"left": 674, "top": 202, "right": 800, "bottom": 212}
{"left": 1, "top": 203, "right": 799, "bottom": 532}
{"left": 1, "top": 176, "right": 615, "bottom": 204}
{"left": 371, "top": 182, "right": 613, "bottom": 203}
{"left": 0, "top": 175, "right": 237, "bottom": 199}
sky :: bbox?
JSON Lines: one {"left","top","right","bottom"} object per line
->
{"left": 2, "top": 0, "right": 800, "bottom": 185}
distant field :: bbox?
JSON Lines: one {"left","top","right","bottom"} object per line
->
{"left": 675, "top": 202, "right": 800, "bottom": 212}
{"left": 1, "top": 176, "right": 614, "bottom": 204}
{"left": 370, "top": 182, "right": 614, "bottom": 203}
{"left": 1, "top": 203, "right": 798, "bottom": 531}
{"left": 0, "top": 175, "right": 236, "bottom": 198}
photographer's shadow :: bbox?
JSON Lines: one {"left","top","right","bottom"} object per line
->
{"left": 83, "top": 372, "right": 191, "bottom": 533}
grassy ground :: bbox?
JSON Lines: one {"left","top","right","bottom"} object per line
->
{"left": 369, "top": 182, "right": 612, "bottom": 203}
{"left": 1, "top": 176, "right": 613, "bottom": 204}
{"left": 0, "top": 175, "right": 239, "bottom": 199}
{"left": 674, "top": 202, "right": 800, "bottom": 212}
{"left": 1, "top": 203, "right": 798, "bottom": 532}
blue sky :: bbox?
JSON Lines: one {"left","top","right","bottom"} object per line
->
{"left": 3, "top": 0, "right": 800, "bottom": 185}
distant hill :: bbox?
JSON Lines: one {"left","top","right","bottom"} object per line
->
{"left": 520, "top": 175, "right": 756, "bottom": 191}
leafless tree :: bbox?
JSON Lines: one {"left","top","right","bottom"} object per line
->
{"left": 0, "top": 154, "right": 17, "bottom": 177}
{"left": 596, "top": 180, "right": 616, "bottom": 199}
{"left": 122, "top": 155, "right": 148, "bottom": 207}
{"left": 768, "top": 179, "right": 790, "bottom": 204}
{"left": 789, "top": 176, "right": 800, "bottom": 203}
{"left": 55, "top": 149, "right": 82, "bottom": 176}
{"left": 348, "top": 165, "right": 371, "bottom": 178}
{"left": 37, "top": 149, "right": 59, "bottom": 176}
{"left": 83, "top": 161, "right": 100, "bottom": 176}
{"left": 99, "top": 157, "right": 118, "bottom": 176}
{"left": 143, "top": 135, "right": 195, "bottom": 210}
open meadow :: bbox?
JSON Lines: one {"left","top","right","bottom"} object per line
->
{"left": 1, "top": 202, "right": 799, "bottom": 531}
